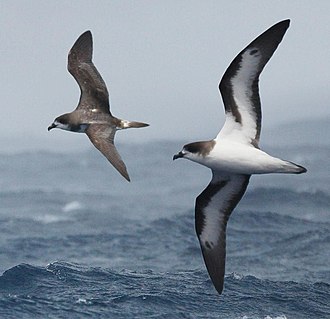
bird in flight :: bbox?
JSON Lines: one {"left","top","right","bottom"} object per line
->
{"left": 173, "top": 20, "right": 306, "bottom": 294}
{"left": 48, "top": 31, "right": 149, "bottom": 181}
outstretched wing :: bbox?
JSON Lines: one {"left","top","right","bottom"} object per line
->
{"left": 195, "top": 172, "right": 250, "bottom": 294}
{"left": 68, "top": 31, "right": 111, "bottom": 114}
{"left": 217, "top": 20, "right": 290, "bottom": 146}
{"left": 86, "top": 124, "right": 130, "bottom": 181}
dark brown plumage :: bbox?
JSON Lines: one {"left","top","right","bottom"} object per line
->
{"left": 48, "top": 31, "right": 149, "bottom": 181}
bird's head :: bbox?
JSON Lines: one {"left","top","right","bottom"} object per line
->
{"left": 173, "top": 144, "right": 194, "bottom": 161}
{"left": 48, "top": 114, "right": 71, "bottom": 131}
{"left": 173, "top": 141, "right": 214, "bottom": 163}
{"left": 48, "top": 113, "right": 88, "bottom": 132}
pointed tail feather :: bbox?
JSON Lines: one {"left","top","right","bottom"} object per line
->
{"left": 127, "top": 121, "right": 149, "bottom": 128}
{"left": 290, "top": 162, "right": 307, "bottom": 174}
{"left": 283, "top": 161, "right": 307, "bottom": 174}
{"left": 119, "top": 120, "right": 149, "bottom": 129}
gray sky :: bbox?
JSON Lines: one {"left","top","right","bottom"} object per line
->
{"left": 1, "top": 1, "right": 330, "bottom": 151}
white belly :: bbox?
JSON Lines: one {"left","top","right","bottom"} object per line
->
{"left": 202, "top": 142, "right": 295, "bottom": 174}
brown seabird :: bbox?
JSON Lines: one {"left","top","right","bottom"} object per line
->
{"left": 173, "top": 20, "right": 307, "bottom": 294}
{"left": 48, "top": 31, "right": 149, "bottom": 181}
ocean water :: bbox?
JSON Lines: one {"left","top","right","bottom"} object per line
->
{"left": 0, "top": 140, "right": 329, "bottom": 318}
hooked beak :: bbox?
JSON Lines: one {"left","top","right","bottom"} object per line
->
{"left": 48, "top": 123, "right": 56, "bottom": 131}
{"left": 173, "top": 151, "right": 184, "bottom": 160}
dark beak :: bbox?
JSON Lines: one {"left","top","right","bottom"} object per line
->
{"left": 48, "top": 123, "right": 56, "bottom": 131}
{"left": 173, "top": 151, "right": 184, "bottom": 160}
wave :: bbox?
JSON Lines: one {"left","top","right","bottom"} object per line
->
{"left": 0, "top": 262, "right": 329, "bottom": 319}
{"left": 245, "top": 187, "right": 330, "bottom": 206}
{"left": 2, "top": 185, "right": 330, "bottom": 224}
{"left": 2, "top": 185, "right": 329, "bottom": 202}
{"left": 239, "top": 187, "right": 330, "bottom": 223}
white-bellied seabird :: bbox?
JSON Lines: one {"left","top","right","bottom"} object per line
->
{"left": 173, "top": 20, "right": 307, "bottom": 294}
{"left": 48, "top": 31, "right": 149, "bottom": 181}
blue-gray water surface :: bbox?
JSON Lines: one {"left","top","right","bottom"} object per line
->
{"left": 0, "top": 140, "right": 329, "bottom": 318}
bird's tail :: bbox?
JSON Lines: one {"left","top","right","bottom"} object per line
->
{"left": 119, "top": 120, "right": 149, "bottom": 129}
{"left": 282, "top": 161, "right": 307, "bottom": 174}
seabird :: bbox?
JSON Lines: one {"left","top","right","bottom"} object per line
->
{"left": 173, "top": 20, "right": 307, "bottom": 294}
{"left": 48, "top": 31, "right": 149, "bottom": 181}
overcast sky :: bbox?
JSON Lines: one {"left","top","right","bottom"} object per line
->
{"left": 1, "top": 1, "right": 330, "bottom": 151}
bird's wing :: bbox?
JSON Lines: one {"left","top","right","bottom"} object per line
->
{"left": 217, "top": 20, "right": 290, "bottom": 146}
{"left": 86, "top": 124, "right": 130, "bottom": 181}
{"left": 195, "top": 172, "right": 250, "bottom": 294}
{"left": 68, "top": 31, "right": 111, "bottom": 114}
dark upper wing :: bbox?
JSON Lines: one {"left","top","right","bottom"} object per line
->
{"left": 86, "top": 124, "right": 130, "bottom": 181}
{"left": 68, "top": 31, "right": 111, "bottom": 114}
{"left": 218, "top": 20, "right": 290, "bottom": 146}
{"left": 195, "top": 172, "right": 250, "bottom": 294}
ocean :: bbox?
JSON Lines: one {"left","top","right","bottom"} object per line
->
{"left": 0, "top": 139, "right": 329, "bottom": 318}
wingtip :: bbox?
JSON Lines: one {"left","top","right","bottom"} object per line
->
{"left": 117, "top": 167, "right": 131, "bottom": 182}
{"left": 80, "top": 30, "right": 92, "bottom": 39}
{"left": 263, "top": 19, "right": 291, "bottom": 39}
{"left": 208, "top": 270, "right": 225, "bottom": 295}
{"left": 264, "top": 19, "right": 290, "bottom": 39}
{"left": 113, "top": 167, "right": 131, "bottom": 182}
{"left": 118, "top": 165, "right": 131, "bottom": 182}
{"left": 266, "top": 19, "right": 290, "bottom": 29}
{"left": 206, "top": 269, "right": 225, "bottom": 295}
{"left": 68, "top": 30, "right": 93, "bottom": 63}
{"left": 214, "top": 284, "right": 224, "bottom": 295}
{"left": 278, "top": 19, "right": 290, "bottom": 26}
{"left": 284, "top": 19, "right": 290, "bottom": 26}
{"left": 74, "top": 30, "right": 93, "bottom": 45}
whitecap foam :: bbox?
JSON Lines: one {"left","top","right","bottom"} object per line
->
{"left": 241, "top": 315, "right": 287, "bottom": 319}
{"left": 76, "top": 298, "right": 92, "bottom": 305}
{"left": 232, "top": 272, "right": 244, "bottom": 280}
{"left": 33, "top": 214, "right": 71, "bottom": 224}
{"left": 62, "top": 201, "right": 83, "bottom": 212}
